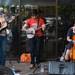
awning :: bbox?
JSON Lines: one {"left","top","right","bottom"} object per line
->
{"left": 0, "top": 0, "right": 75, "bottom": 6}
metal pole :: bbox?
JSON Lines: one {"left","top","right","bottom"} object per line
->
{"left": 55, "top": 0, "right": 58, "bottom": 58}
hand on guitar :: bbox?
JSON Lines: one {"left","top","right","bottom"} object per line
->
{"left": 22, "top": 24, "right": 36, "bottom": 39}
{"left": 73, "top": 40, "right": 75, "bottom": 43}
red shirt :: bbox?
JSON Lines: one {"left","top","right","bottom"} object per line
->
{"left": 26, "top": 17, "right": 45, "bottom": 37}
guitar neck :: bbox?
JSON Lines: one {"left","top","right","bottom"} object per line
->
{"left": 36, "top": 23, "right": 49, "bottom": 31}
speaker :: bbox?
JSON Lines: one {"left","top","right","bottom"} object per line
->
{"left": 0, "top": 65, "right": 14, "bottom": 75}
{"left": 48, "top": 61, "right": 75, "bottom": 75}
{"left": 43, "top": 39, "right": 60, "bottom": 60}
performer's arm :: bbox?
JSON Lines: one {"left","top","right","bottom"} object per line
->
{"left": 22, "top": 20, "right": 28, "bottom": 31}
{"left": 40, "top": 19, "right": 45, "bottom": 31}
{"left": 0, "top": 18, "right": 7, "bottom": 30}
{"left": 8, "top": 16, "right": 15, "bottom": 23}
{"left": 22, "top": 24, "right": 28, "bottom": 31}
{"left": 67, "top": 28, "right": 73, "bottom": 42}
{"left": 67, "top": 36, "right": 72, "bottom": 42}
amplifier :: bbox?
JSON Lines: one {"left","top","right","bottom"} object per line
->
{"left": 48, "top": 61, "right": 75, "bottom": 75}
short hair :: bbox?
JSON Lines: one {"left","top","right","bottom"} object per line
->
{"left": 31, "top": 9, "right": 38, "bottom": 16}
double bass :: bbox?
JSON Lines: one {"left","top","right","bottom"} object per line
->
{"left": 70, "top": 35, "right": 75, "bottom": 60}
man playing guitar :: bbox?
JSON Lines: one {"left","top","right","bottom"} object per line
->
{"left": 22, "top": 12, "right": 45, "bottom": 69}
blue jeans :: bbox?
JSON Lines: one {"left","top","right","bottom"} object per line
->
{"left": 0, "top": 36, "right": 7, "bottom": 65}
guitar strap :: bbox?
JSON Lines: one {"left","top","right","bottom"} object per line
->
{"left": 37, "top": 17, "right": 44, "bottom": 33}
{"left": 37, "top": 17, "right": 40, "bottom": 28}
{"left": 37, "top": 17, "right": 42, "bottom": 30}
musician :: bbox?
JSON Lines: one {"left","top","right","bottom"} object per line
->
{"left": 60, "top": 22, "right": 75, "bottom": 61}
{"left": 0, "top": 13, "right": 7, "bottom": 65}
{"left": 22, "top": 12, "right": 45, "bottom": 69}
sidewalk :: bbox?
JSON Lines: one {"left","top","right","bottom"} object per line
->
{"left": 5, "top": 60, "right": 48, "bottom": 75}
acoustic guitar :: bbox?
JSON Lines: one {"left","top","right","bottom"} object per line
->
{"left": 23, "top": 23, "right": 50, "bottom": 39}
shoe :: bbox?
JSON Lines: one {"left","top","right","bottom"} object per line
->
{"left": 29, "top": 64, "right": 35, "bottom": 69}
{"left": 60, "top": 56, "right": 64, "bottom": 61}
{"left": 35, "top": 64, "right": 40, "bottom": 68}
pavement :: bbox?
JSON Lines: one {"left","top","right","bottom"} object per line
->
{"left": 5, "top": 60, "right": 48, "bottom": 75}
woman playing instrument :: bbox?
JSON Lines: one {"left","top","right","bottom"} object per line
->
{"left": 60, "top": 22, "right": 75, "bottom": 61}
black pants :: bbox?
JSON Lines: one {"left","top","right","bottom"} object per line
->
{"left": 28, "top": 36, "right": 44, "bottom": 65}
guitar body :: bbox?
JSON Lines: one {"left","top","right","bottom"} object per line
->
{"left": 26, "top": 27, "right": 35, "bottom": 39}
{"left": 69, "top": 35, "right": 75, "bottom": 60}
{"left": 22, "top": 22, "right": 49, "bottom": 39}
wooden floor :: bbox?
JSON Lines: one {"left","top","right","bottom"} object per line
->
{"left": 5, "top": 60, "right": 48, "bottom": 75}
